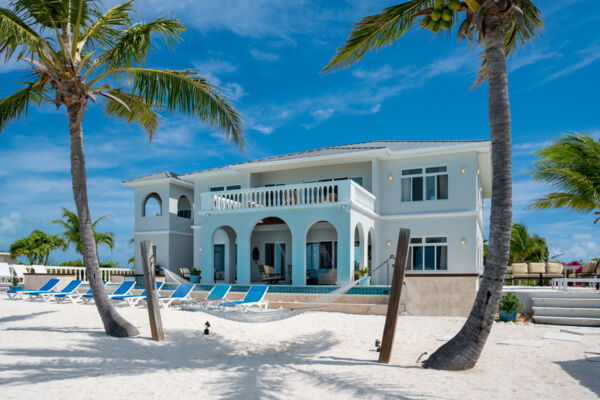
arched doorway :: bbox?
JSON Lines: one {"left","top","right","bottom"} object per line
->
{"left": 250, "top": 217, "right": 292, "bottom": 283}
{"left": 306, "top": 221, "right": 338, "bottom": 285}
{"left": 142, "top": 193, "right": 162, "bottom": 216}
{"left": 211, "top": 226, "right": 237, "bottom": 283}
{"left": 177, "top": 195, "right": 192, "bottom": 219}
{"left": 354, "top": 223, "right": 365, "bottom": 274}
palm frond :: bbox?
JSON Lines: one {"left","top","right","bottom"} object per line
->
{"left": 99, "top": 89, "right": 159, "bottom": 138}
{"left": 98, "top": 68, "right": 243, "bottom": 147}
{"left": 529, "top": 192, "right": 599, "bottom": 213}
{"left": 78, "top": 1, "right": 133, "bottom": 51}
{"left": 0, "top": 81, "right": 50, "bottom": 132}
{"left": 0, "top": 6, "right": 47, "bottom": 60}
{"left": 323, "top": 1, "right": 427, "bottom": 72}
{"left": 505, "top": 0, "right": 543, "bottom": 57}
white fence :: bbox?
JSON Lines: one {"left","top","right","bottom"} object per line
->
{"left": 2, "top": 264, "right": 133, "bottom": 282}
{"left": 202, "top": 180, "right": 375, "bottom": 212}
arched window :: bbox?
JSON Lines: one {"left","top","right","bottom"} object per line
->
{"left": 177, "top": 196, "right": 192, "bottom": 219}
{"left": 143, "top": 193, "right": 162, "bottom": 217}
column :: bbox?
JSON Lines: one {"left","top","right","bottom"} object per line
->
{"left": 336, "top": 222, "right": 352, "bottom": 285}
{"left": 291, "top": 227, "right": 306, "bottom": 286}
{"left": 236, "top": 229, "right": 251, "bottom": 284}
{"left": 200, "top": 226, "right": 213, "bottom": 284}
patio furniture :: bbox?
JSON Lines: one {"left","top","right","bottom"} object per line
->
{"left": 32, "top": 265, "right": 47, "bottom": 274}
{"left": 11, "top": 265, "right": 28, "bottom": 282}
{"left": 112, "top": 281, "right": 164, "bottom": 306}
{"left": 7, "top": 278, "right": 60, "bottom": 299}
{"left": 569, "top": 261, "right": 598, "bottom": 278}
{"left": 220, "top": 285, "right": 268, "bottom": 310}
{"left": 258, "top": 264, "right": 284, "bottom": 284}
{"left": 552, "top": 277, "right": 600, "bottom": 291}
{"left": 156, "top": 283, "right": 195, "bottom": 308}
{"left": 37, "top": 280, "right": 83, "bottom": 302}
{"left": 180, "top": 284, "right": 231, "bottom": 308}
{"left": 542, "top": 262, "right": 564, "bottom": 280}
{"left": 317, "top": 269, "right": 337, "bottom": 285}
{"left": 58, "top": 281, "right": 107, "bottom": 303}
{"left": 0, "top": 263, "right": 12, "bottom": 282}
{"left": 81, "top": 280, "right": 136, "bottom": 302}
{"left": 179, "top": 267, "right": 191, "bottom": 280}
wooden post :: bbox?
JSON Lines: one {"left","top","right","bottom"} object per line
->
{"left": 378, "top": 229, "right": 410, "bottom": 364}
{"left": 141, "top": 240, "right": 164, "bottom": 341}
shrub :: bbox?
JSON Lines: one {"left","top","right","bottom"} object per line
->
{"left": 190, "top": 267, "right": 200, "bottom": 276}
{"left": 499, "top": 292, "right": 525, "bottom": 314}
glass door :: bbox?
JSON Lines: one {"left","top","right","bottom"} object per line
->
{"left": 213, "top": 244, "right": 225, "bottom": 280}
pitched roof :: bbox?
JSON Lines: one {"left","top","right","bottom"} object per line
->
{"left": 122, "top": 170, "right": 188, "bottom": 184}
{"left": 125, "top": 140, "right": 489, "bottom": 183}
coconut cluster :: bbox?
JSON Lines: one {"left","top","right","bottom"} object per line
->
{"left": 421, "top": 0, "right": 461, "bottom": 33}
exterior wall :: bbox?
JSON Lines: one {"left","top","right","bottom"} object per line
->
{"left": 401, "top": 276, "right": 479, "bottom": 316}
{"left": 376, "top": 152, "right": 478, "bottom": 215}
{"left": 0, "top": 252, "right": 16, "bottom": 264}
{"left": 23, "top": 274, "right": 77, "bottom": 291}
{"left": 252, "top": 161, "right": 372, "bottom": 191}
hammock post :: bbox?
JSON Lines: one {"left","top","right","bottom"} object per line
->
{"left": 378, "top": 229, "right": 410, "bottom": 364}
{"left": 141, "top": 240, "right": 165, "bottom": 341}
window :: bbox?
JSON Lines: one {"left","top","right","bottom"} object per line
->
{"left": 408, "top": 237, "right": 447, "bottom": 271}
{"left": 226, "top": 185, "right": 241, "bottom": 190}
{"left": 306, "top": 241, "right": 336, "bottom": 270}
{"left": 265, "top": 243, "right": 286, "bottom": 274}
{"left": 177, "top": 196, "right": 192, "bottom": 219}
{"left": 401, "top": 166, "right": 448, "bottom": 202}
{"left": 210, "top": 186, "right": 224, "bottom": 192}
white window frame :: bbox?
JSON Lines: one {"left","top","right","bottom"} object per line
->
{"left": 407, "top": 236, "right": 448, "bottom": 271}
{"left": 401, "top": 166, "right": 448, "bottom": 202}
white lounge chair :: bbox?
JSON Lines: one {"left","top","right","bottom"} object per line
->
{"left": 155, "top": 283, "right": 195, "bottom": 308}
{"left": 32, "top": 265, "right": 47, "bottom": 274}
{"left": 0, "top": 263, "right": 12, "bottom": 283}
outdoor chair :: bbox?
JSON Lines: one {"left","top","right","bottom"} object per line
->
{"left": 7, "top": 278, "right": 60, "bottom": 299}
{"left": 37, "top": 280, "right": 83, "bottom": 302}
{"left": 179, "top": 267, "right": 191, "bottom": 280}
{"left": 112, "top": 281, "right": 164, "bottom": 306}
{"left": 570, "top": 261, "right": 598, "bottom": 278}
{"left": 258, "top": 264, "right": 284, "bottom": 284}
{"left": 11, "top": 265, "right": 28, "bottom": 283}
{"left": 81, "top": 280, "right": 136, "bottom": 302}
{"left": 156, "top": 283, "right": 195, "bottom": 308}
{"left": 180, "top": 284, "right": 231, "bottom": 308}
{"left": 220, "top": 285, "right": 269, "bottom": 310}
{"left": 58, "top": 281, "right": 106, "bottom": 303}
{"left": 32, "top": 265, "right": 47, "bottom": 274}
{"left": 317, "top": 269, "right": 337, "bottom": 285}
{"left": 542, "top": 262, "right": 564, "bottom": 279}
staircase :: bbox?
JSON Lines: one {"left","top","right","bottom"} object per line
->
{"left": 532, "top": 292, "right": 600, "bottom": 326}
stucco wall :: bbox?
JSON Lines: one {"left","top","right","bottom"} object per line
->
{"left": 401, "top": 275, "right": 479, "bottom": 316}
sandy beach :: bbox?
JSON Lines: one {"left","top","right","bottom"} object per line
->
{"left": 0, "top": 297, "right": 598, "bottom": 400}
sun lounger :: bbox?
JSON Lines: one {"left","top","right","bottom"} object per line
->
{"left": 180, "top": 284, "right": 231, "bottom": 308}
{"left": 156, "top": 283, "right": 195, "bottom": 308}
{"left": 0, "top": 263, "right": 12, "bottom": 282}
{"left": 32, "top": 265, "right": 47, "bottom": 274}
{"left": 112, "top": 281, "right": 164, "bottom": 306}
{"left": 58, "top": 281, "right": 107, "bottom": 303}
{"left": 7, "top": 278, "right": 60, "bottom": 299}
{"left": 11, "top": 265, "right": 28, "bottom": 282}
{"left": 220, "top": 285, "right": 269, "bottom": 310}
{"left": 34, "top": 280, "right": 83, "bottom": 302}
{"left": 81, "top": 280, "right": 136, "bottom": 302}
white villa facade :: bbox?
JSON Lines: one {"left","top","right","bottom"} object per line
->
{"left": 123, "top": 141, "right": 491, "bottom": 292}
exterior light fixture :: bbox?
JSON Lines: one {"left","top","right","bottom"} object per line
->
{"left": 388, "top": 175, "right": 393, "bottom": 181}
{"left": 477, "top": 169, "right": 480, "bottom": 175}
{"left": 198, "top": 248, "right": 202, "bottom": 252}
{"left": 460, "top": 168, "right": 466, "bottom": 174}
{"left": 460, "top": 239, "right": 466, "bottom": 246}
{"left": 386, "top": 241, "right": 391, "bottom": 247}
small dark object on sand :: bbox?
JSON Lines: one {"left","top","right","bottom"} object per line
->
{"left": 204, "top": 321, "right": 210, "bottom": 335}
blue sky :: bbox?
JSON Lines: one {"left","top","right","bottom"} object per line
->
{"left": 0, "top": 0, "right": 599, "bottom": 266}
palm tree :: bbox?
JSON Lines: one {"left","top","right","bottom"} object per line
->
{"left": 529, "top": 133, "right": 600, "bottom": 223}
{"left": 324, "top": 0, "right": 542, "bottom": 370}
{"left": 0, "top": 1, "right": 243, "bottom": 337}
{"left": 509, "top": 223, "right": 548, "bottom": 263}
{"left": 52, "top": 208, "right": 114, "bottom": 256}
{"left": 9, "top": 229, "right": 66, "bottom": 264}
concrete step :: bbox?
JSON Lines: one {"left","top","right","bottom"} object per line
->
{"left": 267, "top": 301, "right": 403, "bottom": 315}
{"left": 533, "top": 306, "right": 600, "bottom": 318}
{"left": 532, "top": 297, "right": 600, "bottom": 308}
{"left": 533, "top": 315, "right": 600, "bottom": 327}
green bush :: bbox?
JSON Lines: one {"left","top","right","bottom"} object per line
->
{"left": 499, "top": 292, "right": 525, "bottom": 314}
{"left": 190, "top": 267, "right": 200, "bottom": 276}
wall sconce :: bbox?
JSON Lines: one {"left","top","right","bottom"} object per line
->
{"left": 388, "top": 175, "right": 393, "bottom": 181}
{"left": 477, "top": 169, "right": 480, "bottom": 175}
{"left": 460, "top": 239, "right": 466, "bottom": 246}
{"left": 386, "top": 241, "right": 391, "bottom": 247}
{"left": 460, "top": 168, "right": 466, "bottom": 174}
{"left": 198, "top": 248, "right": 202, "bottom": 252}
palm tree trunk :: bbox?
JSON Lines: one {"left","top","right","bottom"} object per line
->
{"left": 423, "top": 12, "right": 512, "bottom": 370}
{"left": 67, "top": 103, "right": 139, "bottom": 337}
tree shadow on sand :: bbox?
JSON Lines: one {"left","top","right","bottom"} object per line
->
{"left": 555, "top": 359, "right": 600, "bottom": 396}
{"left": 0, "top": 310, "right": 56, "bottom": 324}
{"left": 0, "top": 325, "right": 430, "bottom": 399}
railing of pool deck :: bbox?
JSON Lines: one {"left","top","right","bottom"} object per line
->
{"left": 34, "top": 266, "right": 134, "bottom": 282}
{"left": 202, "top": 179, "right": 375, "bottom": 212}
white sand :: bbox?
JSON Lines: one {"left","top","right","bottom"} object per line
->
{"left": 1, "top": 298, "right": 599, "bottom": 400}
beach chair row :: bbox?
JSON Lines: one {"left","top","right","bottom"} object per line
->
{"left": 6, "top": 279, "right": 269, "bottom": 309}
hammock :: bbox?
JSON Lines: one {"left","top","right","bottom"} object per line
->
{"left": 171, "top": 255, "right": 395, "bottom": 323}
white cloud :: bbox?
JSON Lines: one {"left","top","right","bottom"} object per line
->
{"left": 370, "top": 104, "right": 381, "bottom": 114}
{"left": 352, "top": 65, "right": 412, "bottom": 82}
{"left": 509, "top": 49, "right": 562, "bottom": 72}
{"left": 251, "top": 124, "right": 274, "bottom": 135}
{"left": 538, "top": 44, "right": 600, "bottom": 85}
{"left": 224, "top": 82, "right": 247, "bottom": 100}
{"left": 250, "top": 49, "right": 279, "bottom": 61}
{"left": 0, "top": 58, "right": 26, "bottom": 74}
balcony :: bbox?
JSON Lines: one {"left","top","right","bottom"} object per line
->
{"left": 200, "top": 180, "right": 375, "bottom": 212}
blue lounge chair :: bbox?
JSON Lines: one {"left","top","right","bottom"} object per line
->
{"left": 58, "top": 281, "right": 107, "bottom": 303}
{"left": 112, "top": 281, "right": 164, "bottom": 307}
{"left": 7, "top": 278, "right": 60, "bottom": 300}
{"left": 81, "top": 280, "right": 136, "bottom": 303}
{"left": 220, "top": 285, "right": 269, "bottom": 310}
{"left": 180, "top": 284, "right": 231, "bottom": 308}
{"left": 156, "top": 283, "right": 195, "bottom": 308}
{"left": 35, "top": 280, "right": 83, "bottom": 302}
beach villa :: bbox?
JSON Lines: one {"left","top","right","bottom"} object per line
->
{"left": 123, "top": 140, "right": 491, "bottom": 301}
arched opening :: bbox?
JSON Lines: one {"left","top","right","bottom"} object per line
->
{"left": 368, "top": 228, "right": 375, "bottom": 270}
{"left": 354, "top": 223, "right": 365, "bottom": 273}
{"left": 177, "top": 195, "right": 192, "bottom": 219}
{"left": 143, "top": 193, "right": 162, "bottom": 217}
{"left": 250, "top": 217, "right": 292, "bottom": 284}
{"left": 306, "top": 221, "right": 338, "bottom": 285}
{"left": 211, "top": 226, "right": 237, "bottom": 283}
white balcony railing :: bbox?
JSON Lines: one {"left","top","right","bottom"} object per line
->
{"left": 42, "top": 266, "right": 134, "bottom": 282}
{"left": 201, "top": 180, "right": 375, "bottom": 212}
